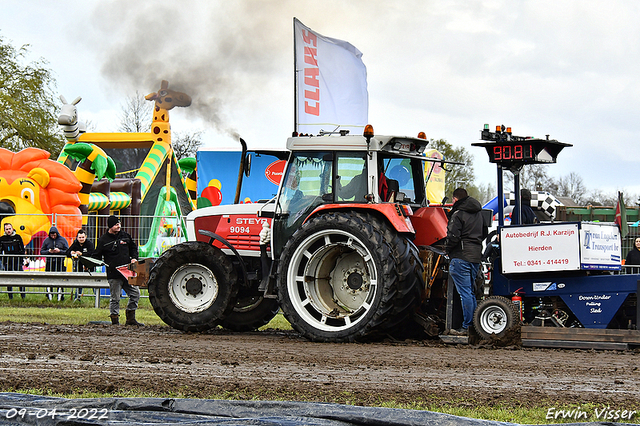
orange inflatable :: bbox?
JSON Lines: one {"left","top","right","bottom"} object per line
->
{"left": 0, "top": 147, "right": 82, "bottom": 247}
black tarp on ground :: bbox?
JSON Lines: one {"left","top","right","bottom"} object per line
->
{"left": 0, "top": 393, "right": 512, "bottom": 426}
{"left": 0, "top": 393, "right": 629, "bottom": 426}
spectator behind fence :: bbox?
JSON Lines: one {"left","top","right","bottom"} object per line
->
{"left": 40, "top": 226, "right": 69, "bottom": 301}
{"left": 66, "top": 229, "right": 95, "bottom": 300}
{"left": 625, "top": 237, "right": 640, "bottom": 274}
{"left": 94, "top": 215, "right": 143, "bottom": 326}
{"left": 67, "top": 229, "right": 94, "bottom": 269}
{"left": 0, "top": 222, "right": 26, "bottom": 299}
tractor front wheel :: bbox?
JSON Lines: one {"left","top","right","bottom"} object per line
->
{"left": 147, "top": 241, "right": 237, "bottom": 332}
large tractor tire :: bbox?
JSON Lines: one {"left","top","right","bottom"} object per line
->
{"left": 148, "top": 241, "right": 238, "bottom": 332}
{"left": 277, "top": 211, "right": 423, "bottom": 343}
{"left": 222, "top": 292, "right": 280, "bottom": 332}
{"left": 473, "top": 296, "right": 521, "bottom": 342}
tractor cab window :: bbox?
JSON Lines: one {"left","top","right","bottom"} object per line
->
{"left": 278, "top": 152, "right": 332, "bottom": 217}
{"left": 379, "top": 156, "right": 424, "bottom": 205}
{"left": 273, "top": 152, "right": 332, "bottom": 256}
{"left": 336, "top": 154, "right": 367, "bottom": 202}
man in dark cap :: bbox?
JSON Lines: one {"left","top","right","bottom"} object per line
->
{"left": 1, "top": 222, "right": 26, "bottom": 299}
{"left": 520, "top": 189, "right": 538, "bottom": 225}
{"left": 94, "top": 215, "right": 143, "bottom": 326}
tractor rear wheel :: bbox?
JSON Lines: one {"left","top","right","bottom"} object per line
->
{"left": 277, "top": 212, "right": 422, "bottom": 342}
{"left": 148, "top": 241, "right": 237, "bottom": 332}
{"left": 473, "top": 296, "right": 521, "bottom": 342}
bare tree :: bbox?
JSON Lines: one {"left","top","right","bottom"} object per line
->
{"left": 583, "top": 189, "right": 617, "bottom": 206}
{"left": 505, "top": 165, "right": 557, "bottom": 193}
{"left": 118, "top": 91, "right": 152, "bottom": 133}
{"left": 117, "top": 92, "right": 202, "bottom": 165}
{"left": 556, "top": 172, "right": 587, "bottom": 204}
{"left": 172, "top": 131, "right": 203, "bottom": 161}
{"left": 470, "top": 182, "right": 495, "bottom": 205}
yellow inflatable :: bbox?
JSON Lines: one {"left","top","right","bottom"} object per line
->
{"left": 0, "top": 147, "right": 82, "bottom": 247}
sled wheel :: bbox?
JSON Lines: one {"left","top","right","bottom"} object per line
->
{"left": 473, "top": 295, "right": 521, "bottom": 341}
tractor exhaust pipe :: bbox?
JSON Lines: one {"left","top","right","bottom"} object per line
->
{"left": 234, "top": 138, "right": 248, "bottom": 204}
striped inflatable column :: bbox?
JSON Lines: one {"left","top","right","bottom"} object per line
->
{"left": 87, "top": 193, "right": 110, "bottom": 212}
{"left": 109, "top": 192, "right": 132, "bottom": 212}
{"left": 75, "top": 164, "right": 95, "bottom": 216}
{"left": 177, "top": 156, "right": 197, "bottom": 210}
{"left": 60, "top": 142, "right": 115, "bottom": 225}
{"left": 135, "top": 141, "right": 170, "bottom": 200}
{"left": 56, "top": 141, "right": 76, "bottom": 166}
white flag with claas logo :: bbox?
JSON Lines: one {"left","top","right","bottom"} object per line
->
{"left": 294, "top": 18, "right": 368, "bottom": 136}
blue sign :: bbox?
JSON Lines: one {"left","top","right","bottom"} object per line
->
{"left": 196, "top": 151, "right": 286, "bottom": 207}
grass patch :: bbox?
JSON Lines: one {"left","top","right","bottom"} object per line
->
{"left": 0, "top": 288, "right": 164, "bottom": 325}
{"left": 0, "top": 287, "right": 291, "bottom": 330}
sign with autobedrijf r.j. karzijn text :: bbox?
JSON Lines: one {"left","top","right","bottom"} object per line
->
{"left": 501, "top": 223, "right": 580, "bottom": 274}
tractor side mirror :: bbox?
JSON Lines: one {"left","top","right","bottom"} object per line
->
{"left": 244, "top": 154, "right": 252, "bottom": 177}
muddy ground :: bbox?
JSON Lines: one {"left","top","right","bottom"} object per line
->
{"left": 0, "top": 321, "right": 638, "bottom": 411}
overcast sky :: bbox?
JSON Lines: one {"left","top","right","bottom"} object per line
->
{"left": 2, "top": 0, "right": 639, "bottom": 199}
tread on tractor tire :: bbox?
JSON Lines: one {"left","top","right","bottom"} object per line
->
{"left": 372, "top": 221, "right": 424, "bottom": 336}
{"left": 473, "top": 295, "right": 521, "bottom": 342}
{"left": 276, "top": 211, "right": 423, "bottom": 343}
{"left": 222, "top": 293, "right": 280, "bottom": 332}
{"left": 148, "top": 241, "right": 238, "bottom": 332}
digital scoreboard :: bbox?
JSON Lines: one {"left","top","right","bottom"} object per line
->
{"left": 472, "top": 124, "right": 572, "bottom": 168}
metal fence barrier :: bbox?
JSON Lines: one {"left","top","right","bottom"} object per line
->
{"left": 0, "top": 212, "right": 177, "bottom": 307}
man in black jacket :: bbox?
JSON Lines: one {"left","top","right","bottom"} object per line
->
{"left": 444, "top": 188, "right": 484, "bottom": 336}
{"left": 66, "top": 229, "right": 95, "bottom": 300}
{"left": 1, "top": 222, "right": 26, "bottom": 299}
{"left": 520, "top": 189, "right": 538, "bottom": 225}
{"left": 94, "top": 215, "right": 143, "bottom": 326}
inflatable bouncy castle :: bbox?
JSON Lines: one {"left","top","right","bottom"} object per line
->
{"left": 0, "top": 81, "right": 198, "bottom": 260}
{"left": 0, "top": 148, "right": 82, "bottom": 249}
{"left": 56, "top": 80, "right": 195, "bottom": 257}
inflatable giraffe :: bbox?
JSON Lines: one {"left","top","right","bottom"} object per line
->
{"left": 144, "top": 80, "right": 192, "bottom": 146}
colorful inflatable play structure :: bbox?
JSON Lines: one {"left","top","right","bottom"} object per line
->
{"left": 196, "top": 150, "right": 287, "bottom": 207}
{"left": 0, "top": 80, "right": 198, "bottom": 261}
{"left": 0, "top": 147, "right": 83, "bottom": 249}
{"left": 56, "top": 80, "right": 195, "bottom": 257}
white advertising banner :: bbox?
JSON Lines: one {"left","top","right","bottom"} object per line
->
{"left": 294, "top": 18, "right": 368, "bottom": 136}
{"left": 580, "top": 223, "right": 622, "bottom": 270}
{"left": 501, "top": 223, "right": 581, "bottom": 274}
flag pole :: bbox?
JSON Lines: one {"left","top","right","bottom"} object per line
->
{"left": 293, "top": 18, "right": 298, "bottom": 135}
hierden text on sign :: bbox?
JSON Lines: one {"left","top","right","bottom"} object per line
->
{"left": 501, "top": 223, "right": 581, "bottom": 274}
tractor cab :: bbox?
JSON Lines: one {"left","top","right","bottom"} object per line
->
{"left": 270, "top": 126, "right": 434, "bottom": 257}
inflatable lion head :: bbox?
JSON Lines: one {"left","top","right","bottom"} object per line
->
{"left": 0, "top": 147, "right": 82, "bottom": 247}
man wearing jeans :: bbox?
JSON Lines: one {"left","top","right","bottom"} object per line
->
{"left": 94, "top": 215, "right": 143, "bottom": 326}
{"left": 445, "top": 188, "right": 484, "bottom": 336}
